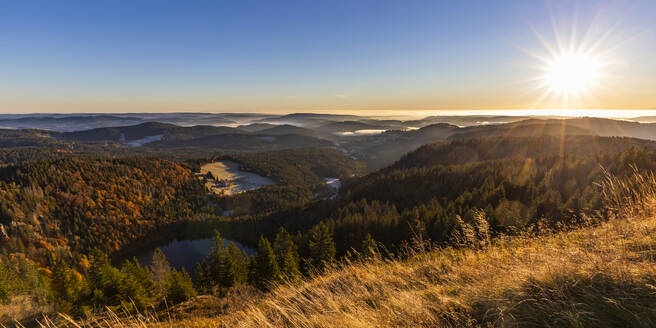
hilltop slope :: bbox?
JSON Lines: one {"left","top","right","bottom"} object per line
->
{"left": 205, "top": 212, "right": 656, "bottom": 327}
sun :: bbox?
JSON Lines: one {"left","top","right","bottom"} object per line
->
{"left": 521, "top": 17, "right": 622, "bottom": 110}
{"left": 543, "top": 52, "right": 601, "bottom": 95}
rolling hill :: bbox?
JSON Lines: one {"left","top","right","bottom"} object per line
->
{"left": 316, "top": 120, "right": 387, "bottom": 133}
{"left": 59, "top": 122, "right": 245, "bottom": 143}
{"left": 391, "top": 135, "right": 656, "bottom": 169}
{"left": 236, "top": 123, "right": 279, "bottom": 132}
{"left": 148, "top": 133, "right": 333, "bottom": 150}
{"left": 448, "top": 122, "right": 594, "bottom": 139}
{"left": 256, "top": 124, "right": 324, "bottom": 137}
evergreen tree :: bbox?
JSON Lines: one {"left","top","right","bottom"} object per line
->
{"left": 88, "top": 249, "right": 123, "bottom": 306}
{"left": 252, "top": 236, "right": 281, "bottom": 290}
{"left": 273, "top": 227, "right": 300, "bottom": 278}
{"left": 308, "top": 221, "right": 336, "bottom": 269}
{"left": 150, "top": 248, "right": 171, "bottom": 295}
{"left": 360, "top": 233, "right": 379, "bottom": 259}
{"left": 203, "top": 230, "right": 250, "bottom": 289}
{"left": 206, "top": 231, "right": 222, "bottom": 281}
{"left": 119, "top": 258, "right": 157, "bottom": 309}
{"left": 166, "top": 269, "right": 196, "bottom": 303}
{"left": 226, "top": 242, "right": 250, "bottom": 285}
{"left": 193, "top": 260, "right": 211, "bottom": 293}
{"left": 207, "top": 230, "right": 231, "bottom": 288}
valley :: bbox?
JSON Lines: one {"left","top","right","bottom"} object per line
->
{"left": 3, "top": 113, "right": 656, "bottom": 326}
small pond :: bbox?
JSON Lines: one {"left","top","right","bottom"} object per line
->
{"left": 137, "top": 238, "right": 255, "bottom": 273}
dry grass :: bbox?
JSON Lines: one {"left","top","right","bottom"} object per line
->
{"left": 203, "top": 214, "right": 656, "bottom": 328}
{"left": 0, "top": 296, "right": 53, "bottom": 327}
{"left": 20, "top": 169, "right": 656, "bottom": 327}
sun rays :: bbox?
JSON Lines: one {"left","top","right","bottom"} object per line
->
{"left": 519, "top": 11, "right": 629, "bottom": 112}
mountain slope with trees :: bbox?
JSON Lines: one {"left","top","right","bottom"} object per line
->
{"left": 0, "top": 157, "right": 206, "bottom": 264}
{"left": 254, "top": 136, "right": 656, "bottom": 257}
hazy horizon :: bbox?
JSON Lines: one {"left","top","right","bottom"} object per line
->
{"left": 3, "top": 109, "right": 656, "bottom": 119}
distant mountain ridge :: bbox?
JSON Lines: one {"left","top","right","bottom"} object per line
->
{"left": 5, "top": 116, "right": 656, "bottom": 170}
{"left": 59, "top": 122, "right": 245, "bottom": 142}
{"left": 0, "top": 113, "right": 533, "bottom": 132}
{"left": 148, "top": 133, "right": 333, "bottom": 150}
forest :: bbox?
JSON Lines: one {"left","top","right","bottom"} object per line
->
{"left": 0, "top": 157, "right": 206, "bottom": 263}
{"left": 206, "top": 148, "right": 363, "bottom": 215}
{"left": 4, "top": 135, "right": 656, "bottom": 322}
{"left": 243, "top": 137, "right": 656, "bottom": 257}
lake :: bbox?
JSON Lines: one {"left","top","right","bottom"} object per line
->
{"left": 137, "top": 238, "right": 255, "bottom": 273}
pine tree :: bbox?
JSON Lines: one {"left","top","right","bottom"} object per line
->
{"left": 87, "top": 249, "right": 109, "bottom": 288}
{"left": 193, "top": 260, "right": 211, "bottom": 293}
{"left": 119, "top": 258, "right": 157, "bottom": 309}
{"left": 207, "top": 230, "right": 232, "bottom": 288}
{"left": 166, "top": 269, "right": 196, "bottom": 303}
{"left": 308, "top": 221, "right": 336, "bottom": 269}
{"left": 88, "top": 249, "right": 122, "bottom": 306}
{"left": 273, "top": 227, "right": 300, "bottom": 278}
{"left": 209, "top": 229, "right": 224, "bottom": 255}
{"left": 360, "top": 233, "right": 379, "bottom": 259}
{"left": 150, "top": 248, "right": 171, "bottom": 295}
{"left": 226, "top": 242, "right": 250, "bottom": 285}
{"left": 252, "top": 236, "right": 281, "bottom": 290}
{"left": 203, "top": 230, "right": 250, "bottom": 289}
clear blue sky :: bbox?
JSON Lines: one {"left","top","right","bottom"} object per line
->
{"left": 1, "top": 0, "right": 655, "bottom": 114}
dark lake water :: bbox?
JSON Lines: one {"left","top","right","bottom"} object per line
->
{"left": 137, "top": 238, "right": 255, "bottom": 273}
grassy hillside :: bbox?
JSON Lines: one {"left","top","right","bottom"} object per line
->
{"left": 33, "top": 169, "right": 656, "bottom": 327}
{"left": 210, "top": 215, "right": 656, "bottom": 327}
